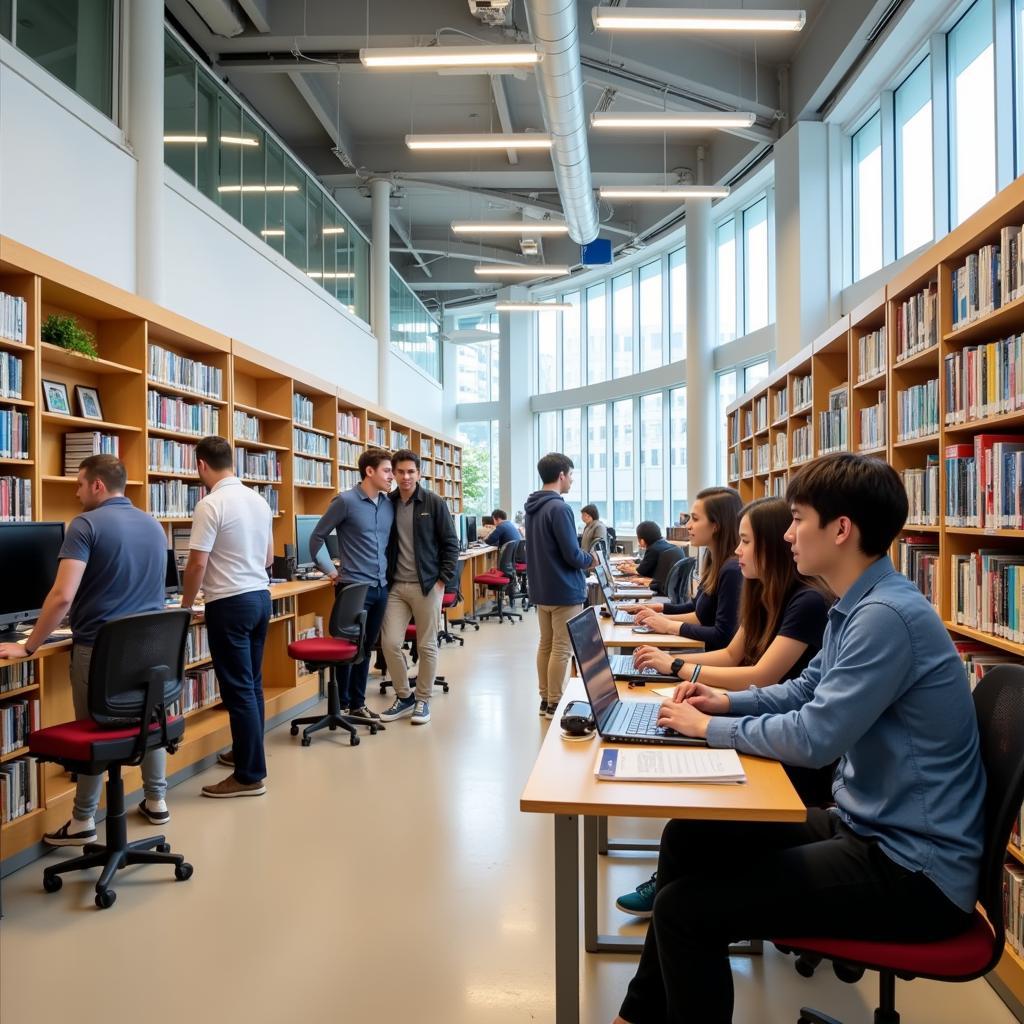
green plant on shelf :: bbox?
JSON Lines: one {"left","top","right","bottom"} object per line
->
{"left": 41, "top": 313, "right": 98, "bottom": 360}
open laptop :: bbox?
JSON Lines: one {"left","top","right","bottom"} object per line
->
{"left": 567, "top": 609, "right": 703, "bottom": 746}
{"left": 594, "top": 563, "right": 637, "bottom": 625}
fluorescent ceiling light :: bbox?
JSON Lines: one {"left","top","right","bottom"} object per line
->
{"left": 495, "top": 302, "right": 573, "bottom": 311}
{"left": 220, "top": 135, "right": 259, "bottom": 146}
{"left": 591, "top": 111, "right": 757, "bottom": 130}
{"left": 322, "top": 226, "right": 346, "bottom": 235}
{"left": 451, "top": 221, "right": 569, "bottom": 235}
{"left": 164, "top": 134, "right": 207, "bottom": 144}
{"left": 307, "top": 271, "right": 356, "bottom": 279}
{"left": 217, "top": 184, "right": 300, "bottom": 193}
{"left": 599, "top": 185, "right": 730, "bottom": 199}
{"left": 474, "top": 265, "right": 569, "bottom": 278}
{"left": 407, "top": 133, "right": 552, "bottom": 151}
{"left": 260, "top": 229, "right": 285, "bottom": 237}
{"left": 360, "top": 44, "right": 541, "bottom": 69}
{"left": 592, "top": 7, "right": 806, "bottom": 31}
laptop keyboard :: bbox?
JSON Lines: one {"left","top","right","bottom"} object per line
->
{"left": 623, "top": 702, "right": 660, "bottom": 735}
{"left": 609, "top": 654, "right": 657, "bottom": 676}
{"left": 613, "top": 611, "right": 635, "bottom": 624}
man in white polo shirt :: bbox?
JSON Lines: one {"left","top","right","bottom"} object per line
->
{"left": 180, "top": 436, "right": 274, "bottom": 799}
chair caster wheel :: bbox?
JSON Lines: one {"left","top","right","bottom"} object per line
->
{"left": 832, "top": 962, "right": 864, "bottom": 984}
{"left": 290, "top": 724, "right": 299, "bottom": 736}
{"left": 95, "top": 889, "right": 116, "bottom": 909}
{"left": 794, "top": 954, "right": 819, "bottom": 978}
{"left": 379, "top": 685, "right": 387, "bottom": 695}
{"left": 368, "top": 725, "right": 378, "bottom": 735}
{"left": 174, "top": 862, "right": 194, "bottom": 881}
{"left": 301, "top": 736, "right": 312, "bottom": 747}
{"left": 156, "top": 843, "right": 171, "bottom": 854}
{"left": 442, "top": 684, "right": 450, "bottom": 693}
{"left": 350, "top": 735, "right": 360, "bottom": 746}
{"left": 43, "top": 873, "right": 62, "bottom": 893}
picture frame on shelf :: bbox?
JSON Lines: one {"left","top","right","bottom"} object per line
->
{"left": 41, "top": 379, "right": 71, "bottom": 414}
{"left": 75, "top": 385, "right": 103, "bottom": 421}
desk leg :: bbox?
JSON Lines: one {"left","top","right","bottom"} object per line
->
{"left": 554, "top": 814, "right": 580, "bottom": 1024}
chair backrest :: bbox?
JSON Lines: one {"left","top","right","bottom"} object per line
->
{"left": 606, "top": 525, "right": 617, "bottom": 552}
{"left": 497, "top": 539, "right": 518, "bottom": 577}
{"left": 663, "top": 555, "right": 697, "bottom": 605}
{"left": 330, "top": 582, "right": 370, "bottom": 653}
{"left": 88, "top": 610, "right": 191, "bottom": 726}
{"left": 513, "top": 538, "right": 527, "bottom": 568}
{"left": 590, "top": 538, "right": 608, "bottom": 558}
{"left": 974, "top": 666, "right": 1024, "bottom": 953}
{"left": 652, "top": 545, "right": 684, "bottom": 594}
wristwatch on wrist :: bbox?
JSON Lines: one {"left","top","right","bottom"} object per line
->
{"left": 670, "top": 657, "right": 685, "bottom": 677}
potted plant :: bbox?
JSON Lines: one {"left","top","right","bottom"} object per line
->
{"left": 41, "top": 313, "right": 98, "bottom": 360}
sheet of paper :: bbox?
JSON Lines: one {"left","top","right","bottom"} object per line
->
{"left": 595, "top": 746, "right": 746, "bottom": 783}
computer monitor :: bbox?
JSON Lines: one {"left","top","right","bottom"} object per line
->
{"left": 481, "top": 515, "right": 494, "bottom": 526}
{"left": 452, "top": 513, "right": 465, "bottom": 551}
{"left": 465, "top": 516, "right": 478, "bottom": 545}
{"left": 165, "top": 549, "right": 181, "bottom": 595}
{"left": 0, "top": 522, "right": 65, "bottom": 635}
{"left": 295, "top": 514, "right": 319, "bottom": 570}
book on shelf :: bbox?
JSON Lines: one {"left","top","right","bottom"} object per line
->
{"left": 235, "top": 447, "right": 281, "bottom": 482}
{"left": 0, "top": 755, "right": 39, "bottom": 824}
{"left": 64, "top": 431, "right": 119, "bottom": 476}
{"left": 1003, "top": 863, "right": 1024, "bottom": 957}
{"left": 954, "top": 641, "right": 1019, "bottom": 690}
{"left": 857, "top": 327, "right": 886, "bottom": 381}
{"left": 792, "top": 374, "right": 812, "bottom": 410}
{"left": 0, "top": 476, "right": 32, "bottom": 521}
{"left": 943, "top": 336, "right": 1024, "bottom": 425}
{"left": 772, "top": 432, "right": 787, "bottom": 470}
{"left": 293, "top": 427, "right": 331, "bottom": 458}
{"left": 0, "top": 696, "right": 40, "bottom": 754}
{"left": 0, "top": 661, "right": 34, "bottom": 694}
{"left": 338, "top": 440, "right": 362, "bottom": 466}
{"left": 902, "top": 455, "right": 939, "bottom": 526}
{"left": 294, "top": 455, "right": 332, "bottom": 487}
{"left": 949, "top": 228, "right": 1024, "bottom": 330}
{"left": 246, "top": 483, "right": 279, "bottom": 513}
{"left": 149, "top": 438, "right": 197, "bottom": 475}
{"left": 0, "top": 351, "right": 23, "bottom": 399}
{"left": 945, "top": 444, "right": 979, "bottom": 527}
{"left": 147, "top": 391, "right": 220, "bottom": 436}
{"left": 292, "top": 393, "right": 314, "bottom": 427}
{"left": 743, "top": 409, "right": 753, "bottom": 437}
{"left": 792, "top": 424, "right": 813, "bottom": 463}
{"left": 818, "top": 386, "right": 849, "bottom": 454}
{"left": 895, "top": 281, "right": 938, "bottom": 362}
{"left": 898, "top": 536, "right": 939, "bottom": 609}
{"left": 728, "top": 450, "right": 739, "bottom": 480}
{"left": 339, "top": 467, "right": 360, "bottom": 489}
{"left": 184, "top": 623, "right": 211, "bottom": 664}
{"left": 977, "top": 434, "right": 1024, "bottom": 530}
{"left": 755, "top": 395, "right": 769, "bottom": 432}
{"left": 0, "top": 291, "right": 27, "bottom": 344}
{"left": 951, "top": 550, "right": 1024, "bottom": 640}
{"left": 770, "top": 474, "right": 787, "bottom": 497}
{"left": 0, "top": 406, "right": 29, "bottom": 459}
{"left": 148, "top": 344, "right": 222, "bottom": 399}
{"left": 338, "top": 411, "right": 362, "bottom": 440}
{"left": 169, "top": 666, "right": 220, "bottom": 717}
{"left": 367, "top": 422, "right": 388, "bottom": 447}
{"left": 148, "top": 480, "right": 207, "bottom": 518}
{"left": 741, "top": 447, "right": 753, "bottom": 478}
{"left": 756, "top": 442, "right": 770, "bottom": 475}
{"left": 858, "top": 391, "right": 886, "bottom": 450}
{"left": 419, "top": 437, "right": 431, "bottom": 457}
{"left": 233, "top": 410, "right": 260, "bottom": 443}
{"left": 896, "top": 378, "right": 939, "bottom": 441}
{"left": 390, "top": 430, "right": 409, "bottom": 450}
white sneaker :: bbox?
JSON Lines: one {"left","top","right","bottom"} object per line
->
{"left": 411, "top": 700, "right": 431, "bottom": 725}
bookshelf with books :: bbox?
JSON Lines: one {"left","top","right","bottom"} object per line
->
{"left": 812, "top": 317, "right": 851, "bottom": 458}
{"left": 850, "top": 291, "right": 888, "bottom": 457}
{"left": 0, "top": 264, "right": 37, "bottom": 523}
{"left": 291, "top": 371, "right": 338, "bottom": 523}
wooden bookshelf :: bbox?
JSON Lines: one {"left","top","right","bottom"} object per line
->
{"left": 725, "top": 176, "right": 1024, "bottom": 1020}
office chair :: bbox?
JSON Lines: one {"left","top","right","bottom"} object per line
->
{"left": 439, "top": 572, "right": 471, "bottom": 645}
{"left": 606, "top": 525, "right": 618, "bottom": 553}
{"left": 377, "top": 616, "right": 452, "bottom": 695}
{"left": 513, "top": 539, "right": 530, "bottom": 611}
{"left": 650, "top": 545, "right": 684, "bottom": 596}
{"left": 287, "top": 582, "right": 381, "bottom": 746}
{"left": 774, "top": 665, "right": 1024, "bottom": 1024}
{"left": 29, "top": 610, "right": 193, "bottom": 909}
{"left": 473, "top": 540, "right": 522, "bottom": 624}
{"left": 663, "top": 556, "right": 697, "bottom": 606}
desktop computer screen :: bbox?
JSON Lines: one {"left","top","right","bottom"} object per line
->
{"left": 165, "top": 549, "right": 181, "bottom": 595}
{"left": 452, "top": 513, "right": 465, "bottom": 551}
{"left": 465, "top": 516, "right": 478, "bottom": 545}
{"left": 295, "top": 514, "right": 337, "bottom": 571}
{"left": 0, "top": 521, "right": 65, "bottom": 634}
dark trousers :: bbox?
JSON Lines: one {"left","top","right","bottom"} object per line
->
{"left": 619, "top": 809, "right": 973, "bottom": 1024}
{"left": 335, "top": 584, "right": 388, "bottom": 710}
{"left": 204, "top": 590, "right": 271, "bottom": 785}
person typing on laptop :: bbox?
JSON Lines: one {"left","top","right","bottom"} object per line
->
{"left": 611, "top": 454, "right": 984, "bottom": 1024}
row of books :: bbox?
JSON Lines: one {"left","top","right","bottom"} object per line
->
{"left": 792, "top": 424, "right": 813, "bottom": 463}
{"left": 902, "top": 457, "right": 939, "bottom": 526}
{"left": 148, "top": 481, "right": 207, "bottom": 518}
{"left": 0, "top": 476, "right": 31, "bottom": 521}
{"left": 792, "top": 374, "right": 812, "bottom": 411}
{"left": 770, "top": 474, "right": 787, "bottom": 497}
{"left": 391, "top": 431, "right": 410, "bottom": 451}
{"left": 340, "top": 467, "right": 361, "bottom": 490}
{"left": 951, "top": 244, "right": 1004, "bottom": 328}
{"left": 858, "top": 393, "right": 886, "bottom": 450}
{"left": 247, "top": 483, "right": 279, "bottom": 513}
{"left": 945, "top": 436, "right": 1024, "bottom": 529}
{"left": 1011, "top": 802, "right": 1023, "bottom": 850}
{"left": 148, "top": 345, "right": 222, "bottom": 399}
{"left": 419, "top": 436, "right": 432, "bottom": 457}
{"left": 271, "top": 596, "right": 293, "bottom": 618}
{"left": 233, "top": 410, "right": 260, "bottom": 443}
{"left": 339, "top": 411, "right": 362, "bottom": 440}
{"left": 0, "top": 756, "right": 39, "bottom": 824}
{"left": 943, "top": 337, "right": 1023, "bottom": 425}
{"left": 0, "top": 661, "right": 34, "bottom": 694}
{"left": 897, "top": 536, "right": 939, "bottom": 609}
{"left": 895, "top": 379, "right": 939, "bottom": 441}
{"left": 0, "top": 352, "right": 22, "bottom": 398}
{"left": 64, "top": 431, "right": 118, "bottom": 476}
{"left": 235, "top": 447, "right": 281, "bottom": 482}
{"left": 338, "top": 440, "right": 361, "bottom": 466}
{"left": 169, "top": 667, "right": 220, "bottom": 717}
{"left": 756, "top": 443, "right": 770, "bottom": 475}
{"left": 895, "top": 281, "right": 938, "bottom": 362}
{"left": 955, "top": 641, "right": 1018, "bottom": 690}
{"left": 742, "top": 409, "right": 754, "bottom": 438}
{"left": 1003, "top": 863, "right": 1024, "bottom": 959}
{"left": 754, "top": 395, "right": 769, "bottom": 432}
{"left": 0, "top": 697, "right": 40, "bottom": 754}
{"left": 293, "top": 393, "right": 314, "bottom": 427}
{"left": 741, "top": 448, "right": 753, "bottom": 477}
{"left": 817, "top": 387, "right": 849, "bottom": 454}
{"left": 774, "top": 432, "right": 787, "bottom": 470}
{"left": 774, "top": 384, "right": 789, "bottom": 422}
{"left": 857, "top": 327, "right": 886, "bottom": 381}
{"left": 293, "top": 427, "right": 330, "bottom": 459}
{"left": 367, "top": 423, "right": 388, "bottom": 447}
{"left": 0, "top": 292, "right": 27, "bottom": 344}
{"left": 951, "top": 550, "right": 1024, "bottom": 641}
{"left": 147, "top": 391, "right": 220, "bottom": 437}
{"left": 184, "top": 623, "right": 210, "bottom": 665}
{"left": 0, "top": 406, "right": 29, "bottom": 458}
{"left": 294, "top": 456, "right": 332, "bottom": 487}
{"left": 149, "top": 438, "right": 197, "bottom": 475}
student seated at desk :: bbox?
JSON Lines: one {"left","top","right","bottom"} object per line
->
{"left": 612, "top": 454, "right": 985, "bottom": 1024}
{"left": 487, "top": 509, "right": 520, "bottom": 550}
{"left": 621, "top": 488, "right": 742, "bottom": 651}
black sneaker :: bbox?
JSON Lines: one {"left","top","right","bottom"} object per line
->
{"left": 347, "top": 705, "right": 382, "bottom": 723}
{"left": 539, "top": 699, "right": 549, "bottom": 716}
{"left": 137, "top": 799, "right": 170, "bottom": 825}
{"left": 544, "top": 702, "right": 557, "bottom": 719}
{"left": 44, "top": 820, "right": 97, "bottom": 847}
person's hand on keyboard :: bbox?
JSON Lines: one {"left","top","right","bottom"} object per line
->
{"left": 633, "top": 646, "right": 675, "bottom": 677}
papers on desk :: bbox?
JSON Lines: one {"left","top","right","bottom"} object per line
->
{"left": 595, "top": 746, "right": 746, "bottom": 783}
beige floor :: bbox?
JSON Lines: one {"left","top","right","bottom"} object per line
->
{"left": 0, "top": 612, "right": 1016, "bottom": 1024}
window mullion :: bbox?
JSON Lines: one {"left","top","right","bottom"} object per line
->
{"left": 930, "top": 32, "right": 950, "bottom": 241}
{"left": 995, "top": 0, "right": 1015, "bottom": 188}
{"left": 880, "top": 90, "right": 897, "bottom": 267}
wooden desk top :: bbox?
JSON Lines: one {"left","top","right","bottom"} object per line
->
{"left": 520, "top": 680, "right": 806, "bottom": 822}
{"left": 599, "top": 618, "right": 703, "bottom": 650}
{"left": 458, "top": 545, "right": 497, "bottom": 562}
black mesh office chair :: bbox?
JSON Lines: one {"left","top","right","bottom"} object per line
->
{"left": 29, "top": 610, "right": 193, "bottom": 909}
{"left": 663, "top": 556, "right": 697, "bottom": 605}
{"left": 650, "top": 545, "right": 684, "bottom": 596}
{"left": 606, "top": 526, "right": 618, "bottom": 553}
{"left": 474, "top": 540, "right": 523, "bottom": 623}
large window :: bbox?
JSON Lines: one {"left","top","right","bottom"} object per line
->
{"left": 852, "top": 111, "right": 883, "bottom": 281}
{"left": 457, "top": 421, "right": 500, "bottom": 517}
{"left": 669, "top": 387, "right": 688, "bottom": 522}
{"left": 948, "top": 0, "right": 995, "bottom": 226}
{"left": 537, "top": 303, "right": 559, "bottom": 394}
{"left": 612, "top": 274, "right": 634, "bottom": 378}
{"left": 668, "top": 248, "right": 686, "bottom": 363}
{"left": 537, "top": 410, "right": 559, "bottom": 459}
{"left": 612, "top": 399, "right": 636, "bottom": 528}
{"left": 640, "top": 393, "right": 664, "bottom": 524}
{"left": 562, "top": 292, "right": 582, "bottom": 390}
{"left": 716, "top": 370, "right": 738, "bottom": 484}
{"left": 456, "top": 338, "right": 498, "bottom": 403}
{"left": 639, "top": 261, "right": 664, "bottom": 371}
{"left": 743, "top": 198, "right": 770, "bottom": 332}
{"left": 716, "top": 220, "right": 737, "bottom": 345}
{"left": 895, "top": 58, "right": 933, "bottom": 256}
{"left": 562, "top": 407, "right": 583, "bottom": 521}
{"left": 744, "top": 359, "right": 771, "bottom": 391}
{"left": 586, "top": 284, "right": 608, "bottom": 384}
{"left": 587, "top": 403, "right": 609, "bottom": 519}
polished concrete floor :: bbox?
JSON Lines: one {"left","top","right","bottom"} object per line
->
{"left": 0, "top": 612, "right": 1017, "bottom": 1024}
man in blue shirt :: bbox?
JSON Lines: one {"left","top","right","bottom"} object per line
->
{"left": 613, "top": 453, "right": 985, "bottom": 1024}
{"left": 488, "top": 509, "right": 520, "bottom": 550}
{"left": 310, "top": 448, "right": 394, "bottom": 722}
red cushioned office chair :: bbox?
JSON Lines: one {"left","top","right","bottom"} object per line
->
{"left": 474, "top": 540, "right": 522, "bottom": 624}
{"left": 287, "top": 582, "right": 381, "bottom": 746}
{"left": 774, "top": 665, "right": 1024, "bottom": 1024}
{"left": 513, "top": 539, "right": 530, "bottom": 611}
{"left": 378, "top": 621, "right": 451, "bottom": 696}
{"left": 29, "top": 610, "right": 193, "bottom": 910}
{"left": 438, "top": 572, "right": 467, "bottom": 646}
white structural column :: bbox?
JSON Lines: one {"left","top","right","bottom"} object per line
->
{"left": 498, "top": 286, "right": 536, "bottom": 514}
{"left": 127, "top": 0, "right": 165, "bottom": 302}
{"left": 685, "top": 197, "right": 715, "bottom": 498}
{"left": 370, "top": 177, "right": 392, "bottom": 408}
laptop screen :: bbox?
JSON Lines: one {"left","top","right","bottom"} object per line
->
{"left": 566, "top": 608, "right": 619, "bottom": 729}
{"left": 593, "top": 563, "right": 619, "bottom": 617}
{"left": 597, "top": 545, "right": 613, "bottom": 578}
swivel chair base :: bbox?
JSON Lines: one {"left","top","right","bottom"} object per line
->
{"left": 290, "top": 666, "right": 381, "bottom": 746}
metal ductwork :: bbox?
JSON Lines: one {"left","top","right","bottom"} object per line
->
{"left": 524, "top": 0, "right": 600, "bottom": 245}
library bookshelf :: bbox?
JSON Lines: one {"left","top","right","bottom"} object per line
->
{"left": 726, "top": 177, "right": 1024, "bottom": 1017}
{"left": 0, "top": 235, "right": 461, "bottom": 863}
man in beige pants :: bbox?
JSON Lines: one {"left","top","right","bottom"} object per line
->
{"left": 379, "top": 449, "right": 460, "bottom": 726}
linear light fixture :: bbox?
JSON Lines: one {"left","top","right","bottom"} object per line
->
{"left": 360, "top": 44, "right": 541, "bottom": 69}
{"left": 260, "top": 229, "right": 286, "bottom": 237}
{"left": 307, "top": 271, "right": 355, "bottom": 280}
{"left": 407, "top": 133, "right": 552, "bottom": 151}
{"left": 164, "top": 134, "right": 207, "bottom": 144}
{"left": 592, "top": 7, "right": 805, "bottom": 31}
{"left": 217, "top": 185, "right": 300, "bottom": 193}
{"left": 322, "top": 226, "right": 346, "bottom": 235}
{"left": 495, "top": 301, "right": 573, "bottom": 311}
{"left": 473, "top": 265, "right": 569, "bottom": 278}
{"left": 591, "top": 111, "right": 757, "bottom": 130}
{"left": 452, "top": 221, "right": 569, "bottom": 235}
{"left": 220, "top": 135, "right": 259, "bottom": 147}
{"left": 598, "top": 185, "right": 731, "bottom": 199}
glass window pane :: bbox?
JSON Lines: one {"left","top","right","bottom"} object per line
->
{"left": 537, "top": 303, "right": 559, "bottom": 394}
{"left": 562, "top": 292, "right": 581, "bottom": 389}
{"left": 240, "top": 112, "right": 266, "bottom": 238}
{"left": 306, "top": 184, "right": 324, "bottom": 280}
{"left": 852, "top": 112, "right": 882, "bottom": 280}
{"left": 283, "top": 157, "right": 307, "bottom": 269}
{"left": 668, "top": 248, "right": 686, "bottom": 363}
{"left": 612, "top": 273, "right": 634, "bottom": 377}
{"left": 640, "top": 393, "right": 664, "bottom": 524}
{"left": 457, "top": 338, "right": 497, "bottom": 403}
{"left": 216, "top": 95, "right": 243, "bottom": 221}
{"left": 612, "top": 398, "right": 635, "bottom": 530}
{"left": 1, "top": 1, "right": 11, "bottom": 40}
{"left": 263, "top": 137, "right": 286, "bottom": 255}
{"left": 716, "top": 220, "right": 737, "bottom": 345}
{"left": 537, "top": 411, "right": 558, "bottom": 459}
{"left": 638, "top": 261, "right": 663, "bottom": 371}
{"left": 949, "top": 0, "right": 995, "bottom": 225}
{"left": 743, "top": 198, "right": 769, "bottom": 331}
{"left": 196, "top": 74, "right": 220, "bottom": 201}
{"left": 716, "top": 371, "right": 738, "bottom": 483}
{"left": 562, "top": 408, "right": 583, "bottom": 522}
{"left": 457, "top": 421, "right": 498, "bottom": 517}
{"left": 586, "top": 283, "right": 607, "bottom": 384}
{"left": 587, "top": 404, "right": 609, "bottom": 520}
{"left": 164, "top": 36, "right": 197, "bottom": 185}
{"left": 670, "top": 387, "right": 688, "bottom": 522}
{"left": 744, "top": 359, "right": 770, "bottom": 391}
{"left": 895, "top": 58, "right": 933, "bottom": 256}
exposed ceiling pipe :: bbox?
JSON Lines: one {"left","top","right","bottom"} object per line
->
{"left": 523, "top": 0, "right": 600, "bottom": 245}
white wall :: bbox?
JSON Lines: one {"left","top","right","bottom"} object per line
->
{"left": 388, "top": 348, "right": 443, "bottom": 428}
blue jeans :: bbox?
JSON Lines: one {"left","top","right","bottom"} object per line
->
{"left": 204, "top": 590, "right": 271, "bottom": 784}
{"left": 336, "top": 584, "right": 388, "bottom": 710}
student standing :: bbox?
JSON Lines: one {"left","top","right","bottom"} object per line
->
{"left": 579, "top": 504, "right": 608, "bottom": 553}
{"left": 524, "top": 453, "right": 596, "bottom": 717}
{"left": 309, "top": 448, "right": 394, "bottom": 723}
{"left": 0, "top": 456, "right": 169, "bottom": 843}
{"left": 612, "top": 454, "right": 984, "bottom": 1024}
{"left": 181, "top": 436, "right": 273, "bottom": 799}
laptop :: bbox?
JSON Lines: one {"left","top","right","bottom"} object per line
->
{"left": 597, "top": 545, "right": 629, "bottom": 579}
{"left": 567, "top": 608, "right": 704, "bottom": 746}
{"left": 594, "top": 563, "right": 636, "bottom": 624}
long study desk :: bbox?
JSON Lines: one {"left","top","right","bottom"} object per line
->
{"left": 520, "top": 679, "right": 805, "bottom": 1024}
{"left": 449, "top": 544, "right": 498, "bottom": 620}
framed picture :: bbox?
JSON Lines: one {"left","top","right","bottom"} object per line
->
{"left": 41, "top": 379, "right": 71, "bottom": 415}
{"left": 75, "top": 386, "right": 103, "bottom": 421}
